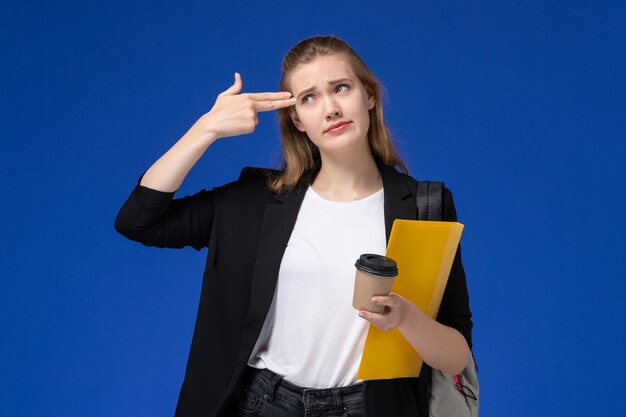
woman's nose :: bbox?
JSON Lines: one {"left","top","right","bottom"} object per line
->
{"left": 324, "top": 97, "right": 342, "bottom": 119}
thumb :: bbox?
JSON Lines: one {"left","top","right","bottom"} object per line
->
{"left": 220, "top": 72, "right": 242, "bottom": 96}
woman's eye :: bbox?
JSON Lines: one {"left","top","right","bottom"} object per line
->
{"left": 301, "top": 84, "right": 348, "bottom": 104}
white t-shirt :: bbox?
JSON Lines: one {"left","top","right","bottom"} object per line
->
{"left": 247, "top": 184, "right": 386, "bottom": 388}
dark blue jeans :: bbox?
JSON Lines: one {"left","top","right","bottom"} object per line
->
{"left": 236, "top": 365, "right": 366, "bottom": 417}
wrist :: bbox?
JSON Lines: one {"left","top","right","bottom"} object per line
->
{"left": 185, "top": 118, "right": 219, "bottom": 148}
{"left": 398, "top": 301, "right": 428, "bottom": 332}
{"left": 194, "top": 114, "right": 221, "bottom": 145}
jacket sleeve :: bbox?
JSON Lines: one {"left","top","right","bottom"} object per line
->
{"left": 436, "top": 187, "right": 474, "bottom": 349}
{"left": 114, "top": 173, "right": 237, "bottom": 251}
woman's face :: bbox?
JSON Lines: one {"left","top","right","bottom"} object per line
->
{"left": 287, "top": 53, "right": 375, "bottom": 155}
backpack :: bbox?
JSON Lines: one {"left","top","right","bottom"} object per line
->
{"left": 415, "top": 180, "right": 480, "bottom": 417}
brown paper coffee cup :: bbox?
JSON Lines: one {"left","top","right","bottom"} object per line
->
{"left": 352, "top": 254, "right": 398, "bottom": 314}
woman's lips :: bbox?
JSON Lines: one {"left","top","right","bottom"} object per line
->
{"left": 326, "top": 122, "right": 351, "bottom": 133}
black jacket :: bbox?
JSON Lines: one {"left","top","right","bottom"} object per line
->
{"left": 114, "top": 160, "right": 472, "bottom": 417}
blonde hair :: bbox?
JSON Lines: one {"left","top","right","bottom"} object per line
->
{"left": 269, "top": 35, "right": 408, "bottom": 193}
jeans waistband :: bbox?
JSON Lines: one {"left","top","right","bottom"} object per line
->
{"left": 242, "top": 365, "right": 364, "bottom": 411}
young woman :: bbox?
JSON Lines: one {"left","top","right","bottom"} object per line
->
{"left": 115, "top": 35, "right": 473, "bottom": 417}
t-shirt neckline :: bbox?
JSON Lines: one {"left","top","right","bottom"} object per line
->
{"left": 306, "top": 185, "right": 384, "bottom": 204}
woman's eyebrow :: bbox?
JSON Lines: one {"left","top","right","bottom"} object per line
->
{"left": 295, "top": 78, "right": 352, "bottom": 99}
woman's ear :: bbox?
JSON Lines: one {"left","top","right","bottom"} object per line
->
{"left": 366, "top": 85, "right": 375, "bottom": 110}
{"left": 289, "top": 108, "right": 306, "bottom": 132}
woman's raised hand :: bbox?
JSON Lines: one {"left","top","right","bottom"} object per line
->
{"left": 198, "top": 72, "right": 297, "bottom": 140}
{"left": 136, "top": 73, "right": 296, "bottom": 192}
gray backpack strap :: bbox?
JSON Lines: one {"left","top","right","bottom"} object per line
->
{"left": 416, "top": 181, "right": 444, "bottom": 220}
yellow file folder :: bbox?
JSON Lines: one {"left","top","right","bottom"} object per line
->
{"left": 356, "top": 219, "right": 464, "bottom": 380}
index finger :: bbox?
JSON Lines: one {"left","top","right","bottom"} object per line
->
{"left": 253, "top": 97, "right": 297, "bottom": 112}
{"left": 248, "top": 91, "right": 293, "bottom": 101}
{"left": 373, "top": 294, "right": 398, "bottom": 306}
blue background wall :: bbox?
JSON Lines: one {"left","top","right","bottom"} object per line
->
{"left": 2, "top": 1, "right": 625, "bottom": 416}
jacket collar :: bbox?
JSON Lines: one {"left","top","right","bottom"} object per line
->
{"left": 376, "top": 159, "right": 417, "bottom": 242}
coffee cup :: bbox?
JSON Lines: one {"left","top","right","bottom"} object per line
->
{"left": 352, "top": 254, "right": 399, "bottom": 314}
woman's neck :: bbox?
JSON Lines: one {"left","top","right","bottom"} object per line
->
{"left": 311, "top": 147, "right": 383, "bottom": 202}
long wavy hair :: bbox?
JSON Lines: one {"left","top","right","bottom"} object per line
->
{"left": 268, "top": 35, "right": 408, "bottom": 193}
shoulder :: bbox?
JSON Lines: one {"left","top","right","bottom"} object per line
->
{"left": 206, "top": 166, "right": 281, "bottom": 212}
{"left": 237, "top": 166, "right": 281, "bottom": 184}
{"left": 213, "top": 165, "right": 283, "bottom": 201}
{"left": 210, "top": 166, "right": 279, "bottom": 192}
{"left": 233, "top": 166, "right": 282, "bottom": 194}
{"left": 442, "top": 186, "right": 458, "bottom": 222}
